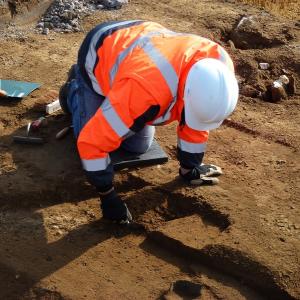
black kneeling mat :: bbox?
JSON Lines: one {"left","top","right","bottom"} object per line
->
{"left": 111, "top": 139, "right": 168, "bottom": 171}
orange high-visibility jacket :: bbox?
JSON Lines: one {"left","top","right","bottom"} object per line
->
{"left": 77, "top": 20, "right": 234, "bottom": 174}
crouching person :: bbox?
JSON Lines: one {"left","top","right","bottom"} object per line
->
{"left": 59, "top": 20, "right": 239, "bottom": 224}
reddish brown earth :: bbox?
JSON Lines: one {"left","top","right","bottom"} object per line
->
{"left": 0, "top": 0, "right": 299, "bottom": 299}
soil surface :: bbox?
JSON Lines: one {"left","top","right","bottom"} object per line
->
{"left": 0, "top": 0, "right": 299, "bottom": 299}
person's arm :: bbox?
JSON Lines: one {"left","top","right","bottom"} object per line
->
{"left": 77, "top": 94, "right": 125, "bottom": 194}
{"left": 177, "top": 123, "right": 208, "bottom": 169}
{"left": 78, "top": 78, "right": 159, "bottom": 188}
{"left": 177, "top": 124, "right": 221, "bottom": 185}
{"left": 77, "top": 79, "right": 158, "bottom": 222}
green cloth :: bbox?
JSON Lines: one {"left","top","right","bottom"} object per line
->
{"left": 0, "top": 79, "right": 41, "bottom": 98}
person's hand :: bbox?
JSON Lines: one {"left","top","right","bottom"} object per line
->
{"left": 0, "top": 89, "right": 7, "bottom": 97}
{"left": 100, "top": 189, "right": 132, "bottom": 224}
{"left": 197, "top": 164, "right": 223, "bottom": 176}
{"left": 179, "top": 164, "right": 222, "bottom": 185}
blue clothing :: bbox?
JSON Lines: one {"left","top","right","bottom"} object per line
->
{"left": 67, "top": 65, "right": 155, "bottom": 151}
{"left": 67, "top": 20, "right": 205, "bottom": 192}
{"left": 67, "top": 64, "right": 155, "bottom": 192}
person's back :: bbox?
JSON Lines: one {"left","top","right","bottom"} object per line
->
{"left": 79, "top": 20, "right": 234, "bottom": 121}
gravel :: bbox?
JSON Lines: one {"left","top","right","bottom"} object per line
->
{"left": 37, "top": 0, "right": 128, "bottom": 34}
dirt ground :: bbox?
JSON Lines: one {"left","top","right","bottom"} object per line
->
{"left": 0, "top": 0, "right": 299, "bottom": 299}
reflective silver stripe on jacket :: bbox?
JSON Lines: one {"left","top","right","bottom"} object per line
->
{"left": 85, "top": 20, "right": 141, "bottom": 96}
{"left": 101, "top": 97, "right": 134, "bottom": 139}
{"left": 81, "top": 156, "right": 111, "bottom": 171}
{"left": 143, "top": 40, "right": 178, "bottom": 97}
{"left": 151, "top": 98, "right": 176, "bottom": 125}
{"left": 178, "top": 138, "right": 207, "bottom": 153}
{"left": 144, "top": 39, "right": 179, "bottom": 124}
{"left": 109, "top": 30, "right": 172, "bottom": 86}
{"left": 109, "top": 33, "right": 154, "bottom": 86}
{"left": 109, "top": 30, "right": 180, "bottom": 125}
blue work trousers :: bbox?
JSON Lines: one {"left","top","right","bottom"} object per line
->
{"left": 66, "top": 65, "right": 155, "bottom": 154}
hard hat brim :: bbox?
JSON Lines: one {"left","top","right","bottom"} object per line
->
{"left": 184, "top": 104, "right": 223, "bottom": 131}
{"left": 183, "top": 58, "right": 238, "bottom": 132}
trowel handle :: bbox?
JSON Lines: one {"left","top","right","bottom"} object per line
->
{"left": 31, "top": 117, "right": 47, "bottom": 129}
{"left": 56, "top": 126, "right": 72, "bottom": 140}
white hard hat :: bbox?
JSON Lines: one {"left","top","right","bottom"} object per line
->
{"left": 184, "top": 58, "right": 239, "bottom": 131}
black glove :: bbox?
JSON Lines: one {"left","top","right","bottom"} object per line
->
{"left": 100, "top": 189, "right": 132, "bottom": 224}
{"left": 197, "top": 164, "right": 222, "bottom": 176}
{"left": 179, "top": 164, "right": 222, "bottom": 185}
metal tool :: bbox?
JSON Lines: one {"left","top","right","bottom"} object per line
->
{"left": 13, "top": 136, "right": 44, "bottom": 144}
{"left": 14, "top": 117, "right": 46, "bottom": 145}
{"left": 56, "top": 126, "right": 72, "bottom": 140}
{"left": 26, "top": 117, "right": 47, "bottom": 136}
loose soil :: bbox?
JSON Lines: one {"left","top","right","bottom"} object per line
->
{"left": 0, "top": 0, "right": 299, "bottom": 299}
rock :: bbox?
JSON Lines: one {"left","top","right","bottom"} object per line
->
{"left": 44, "top": 22, "right": 53, "bottom": 29}
{"left": 266, "top": 75, "right": 291, "bottom": 102}
{"left": 64, "top": 24, "right": 73, "bottom": 31}
{"left": 37, "top": 0, "right": 129, "bottom": 34}
{"left": 286, "top": 75, "right": 296, "bottom": 95}
{"left": 162, "top": 291, "right": 181, "bottom": 300}
{"left": 55, "top": 229, "right": 63, "bottom": 236}
{"left": 230, "top": 14, "right": 292, "bottom": 49}
{"left": 276, "top": 160, "right": 286, "bottom": 165}
{"left": 162, "top": 280, "right": 202, "bottom": 299}
{"left": 240, "top": 85, "right": 260, "bottom": 98}
{"left": 278, "top": 75, "right": 289, "bottom": 85}
{"left": 259, "top": 62, "right": 270, "bottom": 70}
{"left": 228, "top": 39, "right": 236, "bottom": 50}
{"left": 101, "top": 0, "right": 128, "bottom": 10}
{"left": 271, "top": 83, "right": 287, "bottom": 102}
{"left": 36, "top": 22, "right": 44, "bottom": 29}
{"left": 42, "top": 28, "right": 50, "bottom": 35}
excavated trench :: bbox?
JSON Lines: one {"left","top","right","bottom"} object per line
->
{"left": 128, "top": 187, "right": 293, "bottom": 299}
{"left": 146, "top": 233, "right": 294, "bottom": 300}
{"left": 124, "top": 187, "right": 231, "bottom": 231}
{"left": 0, "top": 0, "right": 53, "bottom": 26}
{"left": 0, "top": 1, "right": 299, "bottom": 299}
{"left": 223, "top": 119, "right": 296, "bottom": 149}
{"left": 1, "top": 177, "right": 293, "bottom": 299}
{"left": 0, "top": 262, "right": 65, "bottom": 299}
{"left": 0, "top": 116, "right": 297, "bottom": 300}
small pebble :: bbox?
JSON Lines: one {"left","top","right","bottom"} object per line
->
{"left": 276, "top": 160, "right": 286, "bottom": 165}
{"left": 42, "top": 28, "right": 50, "bottom": 35}
{"left": 259, "top": 62, "right": 270, "bottom": 70}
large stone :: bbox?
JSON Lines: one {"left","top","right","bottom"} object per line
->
{"left": 101, "top": 0, "right": 128, "bottom": 9}
{"left": 230, "top": 14, "right": 295, "bottom": 49}
{"left": 270, "top": 83, "right": 288, "bottom": 102}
